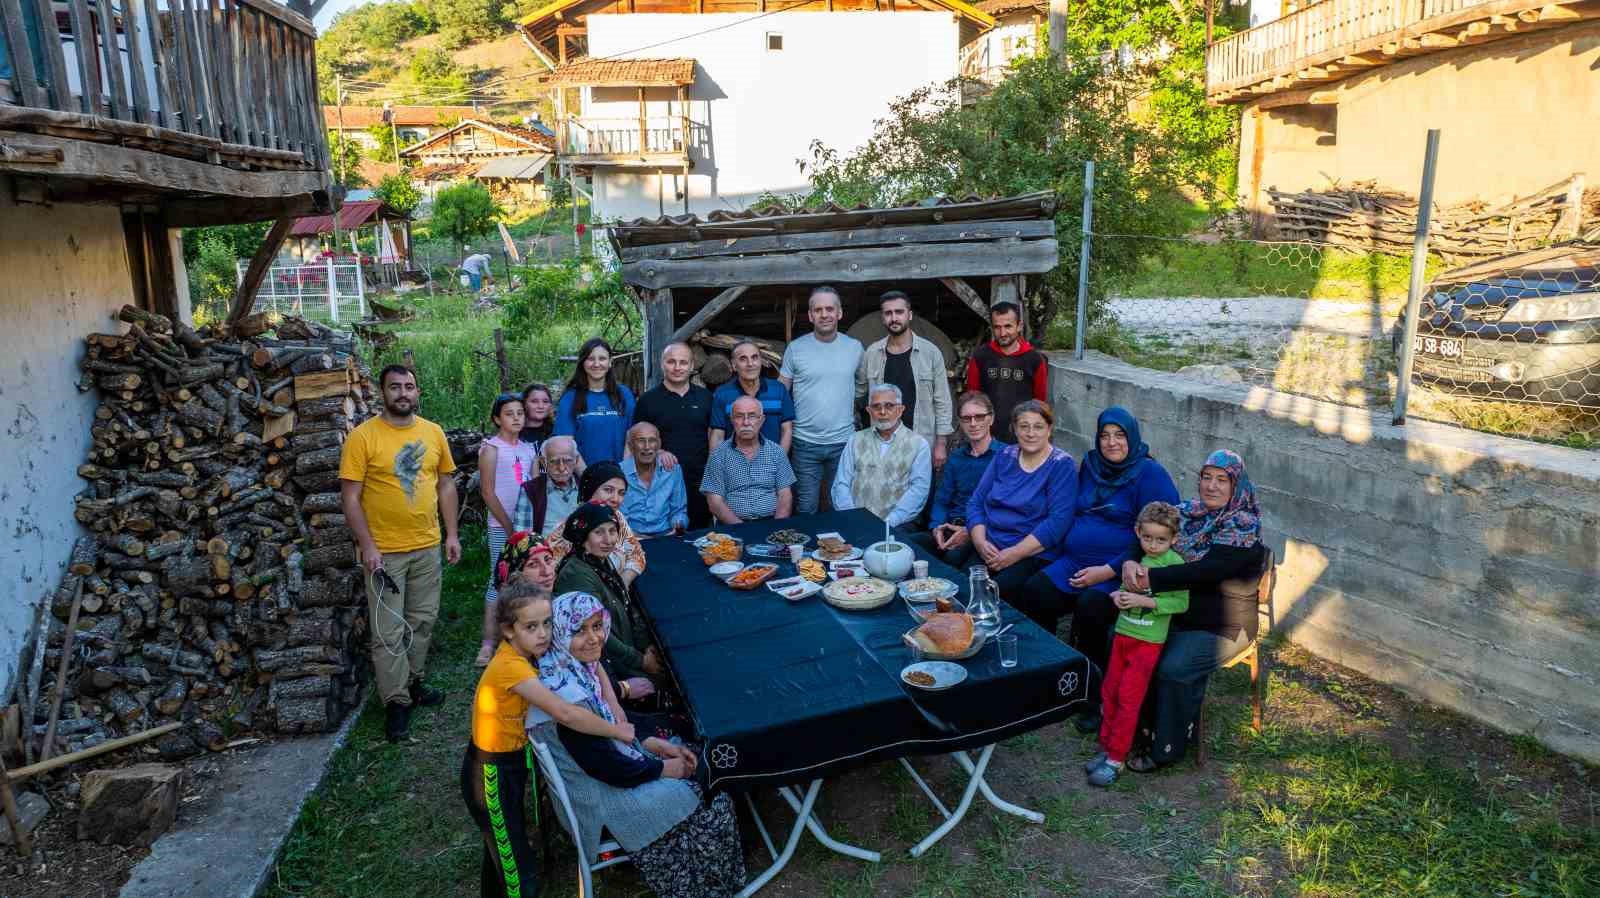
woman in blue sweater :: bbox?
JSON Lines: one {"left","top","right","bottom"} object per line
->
{"left": 1017, "top": 408, "right": 1178, "bottom": 664}
{"left": 965, "top": 400, "right": 1078, "bottom": 600}
{"left": 555, "top": 338, "right": 636, "bottom": 465}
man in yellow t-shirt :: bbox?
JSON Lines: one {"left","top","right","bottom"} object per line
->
{"left": 340, "top": 365, "right": 461, "bottom": 742}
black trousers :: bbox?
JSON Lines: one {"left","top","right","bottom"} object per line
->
{"left": 1014, "top": 569, "right": 1120, "bottom": 674}
{"left": 902, "top": 529, "right": 977, "bottom": 570}
{"left": 461, "top": 744, "right": 541, "bottom": 898}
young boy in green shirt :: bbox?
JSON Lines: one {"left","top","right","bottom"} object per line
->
{"left": 1087, "top": 501, "right": 1188, "bottom": 787}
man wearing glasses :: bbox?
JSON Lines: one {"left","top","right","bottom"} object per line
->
{"left": 906, "top": 391, "right": 1006, "bottom": 566}
{"left": 830, "top": 384, "right": 931, "bottom": 529}
{"left": 513, "top": 435, "right": 582, "bottom": 536}
{"left": 702, "top": 396, "right": 796, "bottom": 524}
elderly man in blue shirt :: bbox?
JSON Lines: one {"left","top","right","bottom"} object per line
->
{"left": 831, "top": 383, "right": 931, "bottom": 529}
{"left": 620, "top": 422, "right": 688, "bottom": 537}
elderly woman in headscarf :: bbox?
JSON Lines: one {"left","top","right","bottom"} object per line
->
{"left": 552, "top": 501, "right": 666, "bottom": 705}
{"left": 530, "top": 592, "right": 745, "bottom": 898}
{"left": 547, "top": 461, "right": 648, "bottom": 586}
{"left": 1075, "top": 449, "right": 1267, "bottom": 770}
{"left": 1016, "top": 407, "right": 1179, "bottom": 644}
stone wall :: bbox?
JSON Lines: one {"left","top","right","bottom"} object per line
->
{"left": 1048, "top": 353, "right": 1600, "bottom": 763}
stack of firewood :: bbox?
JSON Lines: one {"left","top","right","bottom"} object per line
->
{"left": 1268, "top": 174, "right": 1599, "bottom": 260}
{"left": 24, "top": 306, "right": 374, "bottom": 763}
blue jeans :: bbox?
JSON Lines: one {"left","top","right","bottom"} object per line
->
{"left": 789, "top": 439, "right": 845, "bottom": 515}
{"left": 1139, "top": 627, "right": 1254, "bottom": 766}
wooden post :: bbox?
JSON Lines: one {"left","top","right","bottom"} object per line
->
{"left": 637, "top": 87, "right": 647, "bottom": 156}
{"left": 785, "top": 294, "right": 795, "bottom": 343}
{"left": 229, "top": 216, "right": 294, "bottom": 325}
{"left": 493, "top": 328, "right": 511, "bottom": 392}
{"left": 641, "top": 288, "right": 674, "bottom": 389}
{"left": 1206, "top": 0, "right": 1214, "bottom": 45}
{"left": 38, "top": 578, "right": 82, "bottom": 763}
{"left": 0, "top": 753, "right": 31, "bottom": 858}
{"left": 1049, "top": 0, "right": 1069, "bottom": 59}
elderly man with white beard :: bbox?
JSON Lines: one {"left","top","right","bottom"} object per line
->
{"left": 829, "top": 383, "right": 932, "bottom": 528}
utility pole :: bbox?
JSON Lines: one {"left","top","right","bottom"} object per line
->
{"left": 1049, "top": 0, "right": 1069, "bottom": 60}
{"left": 333, "top": 74, "right": 344, "bottom": 257}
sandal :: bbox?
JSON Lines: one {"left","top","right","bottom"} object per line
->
{"left": 474, "top": 642, "right": 494, "bottom": 667}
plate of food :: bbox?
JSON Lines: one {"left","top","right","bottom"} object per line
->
{"left": 827, "top": 560, "right": 866, "bottom": 580}
{"left": 812, "top": 535, "right": 862, "bottom": 562}
{"left": 766, "top": 576, "right": 822, "bottom": 601}
{"left": 796, "top": 557, "right": 828, "bottom": 583}
{"left": 708, "top": 561, "right": 745, "bottom": 580}
{"left": 727, "top": 562, "right": 779, "bottom": 590}
{"left": 898, "top": 577, "right": 958, "bottom": 603}
{"left": 766, "top": 528, "right": 811, "bottom": 547}
{"left": 698, "top": 533, "right": 743, "bottom": 565}
{"left": 822, "top": 576, "right": 896, "bottom": 610}
{"left": 903, "top": 612, "right": 985, "bottom": 660}
{"left": 901, "top": 661, "right": 967, "bottom": 691}
{"left": 745, "top": 543, "right": 788, "bottom": 559}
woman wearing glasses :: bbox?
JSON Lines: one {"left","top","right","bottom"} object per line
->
{"left": 963, "top": 400, "right": 1078, "bottom": 601}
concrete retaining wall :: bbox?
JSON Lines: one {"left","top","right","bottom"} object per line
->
{"left": 1048, "top": 353, "right": 1600, "bottom": 763}
{"left": 0, "top": 198, "right": 136, "bottom": 696}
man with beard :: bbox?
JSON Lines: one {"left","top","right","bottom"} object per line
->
{"left": 830, "top": 383, "right": 931, "bottom": 529}
{"left": 964, "top": 301, "right": 1048, "bottom": 442}
{"left": 630, "top": 342, "right": 714, "bottom": 528}
{"left": 856, "top": 290, "right": 952, "bottom": 473}
{"left": 340, "top": 365, "right": 461, "bottom": 742}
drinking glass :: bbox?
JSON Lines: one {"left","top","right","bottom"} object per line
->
{"left": 997, "top": 633, "right": 1018, "bottom": 668}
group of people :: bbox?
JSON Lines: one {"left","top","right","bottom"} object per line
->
{"left": 337, "top": 284, "right": 1268, "bottom": 897}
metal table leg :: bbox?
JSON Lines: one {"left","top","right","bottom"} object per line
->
{"left": 737, "top": 779, "right": 881, "bottom": 898}
{"left": 907, "top": 744, "right": 1045, "bottom": 858}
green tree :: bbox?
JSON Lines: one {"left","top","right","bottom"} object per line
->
{"left": 501, "top": 259, "right": 638, "bottom": 348}
{"left": 189, "top": 234, "right": 244, "bottom": 323}
{"left": 408, "top": 47, "right": 472, "bottom": 94}
{"left": 327, "top": 131, "right": 370, "bottom": 189}
{"left": 802, "top": 47, "right": 1209, "bottom": 337}
{"left": 375, "top": 173, "right": 424, "bottom": 215}
{"left": 431, "top": 181, "right": 502, "bottom": 246}
{"left": 425, "top": 0, "right": 506, "bottom": 47}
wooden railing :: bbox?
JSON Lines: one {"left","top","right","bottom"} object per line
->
{"left": 562, "top": 115, "right": 691, "bottom": 159}
{"left": 1205, "top": 0, "right": 1503, "bottom": 96}
{"left": 0, "top": 0, "right": 325, "bottom": 169}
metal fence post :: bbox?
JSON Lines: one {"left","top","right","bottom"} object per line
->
{"left": 1392, "top": 129, "right": 1441, "bottom": 425}
{"left": 1074, "top": 160, "right": 1095, "bottom": 360}
{"left": 355, "top": 261, "right": 366, "bottom": 318}
{"left": 326, "top": 257, "right": 339, "bottom": 323}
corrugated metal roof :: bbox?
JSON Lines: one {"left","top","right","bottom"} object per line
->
{"left": 609, "top": 191, "right": 1057, "bottom": 250}
{"left": 288, "top": 200, "right": 408, "bottom": 237}
{"left": 544, "top": 57, "right": 697, "bottom": 86}
{"left": 474, "top": 154, "right": 554, "bottom": 179}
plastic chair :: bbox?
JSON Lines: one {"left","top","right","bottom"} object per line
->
{"left": 1195, "top": 546, "right": 1276, "bottom": 767}
{"left": 531, "top": 739, "right": 633, "bottom": 898}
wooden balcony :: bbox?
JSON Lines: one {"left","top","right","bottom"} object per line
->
{"left": 1206, "top": 0, "right": 1600, "bottom": 104}
{"left": 0, "top": 0, "right": 331, "bottom": 223}
{"left": 559, "top": 114, "right": 699, "bottom": 168}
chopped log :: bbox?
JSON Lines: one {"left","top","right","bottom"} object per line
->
{"left": 295, "top": 395, "right": 356, "bottom": 421}
{"left": 298, "top": 572, "right": 358, "bottom": 608}
{"left": 292, "top": 370, "right": 351, "bottom": 401}
{"left": 262, "top": 411, "right": 296, "bottom": 443}
{"left": 77, "top": 763, "right": 185, "bottom": 847}
{"left": 161, "top": 555, "right": 210, "bottom": 596}
{"left": 194, "top": 718, "right": 227, "bottom": 752}
{"left": 117, "top": 305, "right": 173, "bottom": 335}
{"left": 293, "top": 471, "right": 342, "bottom": 494}
{"left": 154, "top": 728, "right": 203, "bottom": 761}
{"left": 153, "top": 680, "right": 188, "bottom": 716}
{"left": 294, "top": 447, "right": 343, "bottom": 475}
{"left": 287, "top": 352, "right": 337, "bottom": 376}
{"left": 252, "top": 645, "right": 341, "bottom": 672}
{"left": 308, "top": 513, "right": 346, "bottom": 529}
{"left": 302, "top": 543, "right": 355, "bottom": 574}
{"left": 301, "top": 492, "right": 342, "bottom": 515}
{"left": 232, "top": 312, "right": 273, "bottom": 340}
{"left": 144, "top": 535, "right": 191, "bottom": 562}
{"left": 285, "top": 617, "right": 335, "bottom": 647}
{"left": 290, "top": 430, "right": 344, "bottom": 453}
{"left": 295, "top": 414, "right": 351, "bottom": 435}
{"left": 174, "top": 401, "right": 222, "bottom": 434}
{"left": 272, "top": 697, "right": 335, "bottom": 733}
{"left": 69, "top": 537, "right": 100, "bottom": 575}
{"left": 105, "top": 690, "right": 144, "bottom": 725}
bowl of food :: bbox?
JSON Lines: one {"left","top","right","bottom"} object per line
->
{"left": 708, "top": 561, "right": 745, "bottom": 580}
{"left": 903, "top": 612, "right": 986, "bottom": 660}
{"left": 822, "top": 576, "right": 896, "bottom": 610}
{"left": 727, "top": 562, "right": 779, "bottom": 590}
{"left": 698, "top": 533, "right": 744, "bottom": 566}
{"left": 766, "top": 528, "right": 811, "bottom": 547}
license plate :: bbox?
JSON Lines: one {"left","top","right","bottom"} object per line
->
{"left": 1412, "top": 335, "right": 1464, "bottom": 359}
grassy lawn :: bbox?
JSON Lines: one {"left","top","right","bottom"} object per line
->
{"left": 264, "top": 526, "right": 1600, "bottom": 898}
{"left": 1111, "top": 240, "right": 1439, "bottom": 303}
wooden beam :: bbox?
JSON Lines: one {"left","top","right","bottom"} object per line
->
{"left": 939, "top": 277, "right": 988, "bottom": 319}
{"left": 641, "top": 288, "right": 674, "bottom": 388}
{"left": 625, "top": 219, "right": 1057, "bottom": 261}
{"left": 668, "top": 285, "right": 750, "bottom": 345}
{"left": 624, "top": 240, "right": 1060, "bottom": 290}
{"left": 228, "top": 217, "right": 294, "bottom": 325}
{"left": 0, "top": 131, "right": 329, "bottom": 198}
{"left": 1524, "top": 3, "right": 1583, "bottom": 21}
{"left": 1418, "top": 33, "right": 1460, "bottom": 48}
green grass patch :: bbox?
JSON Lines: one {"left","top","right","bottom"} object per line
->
{"left": 1111, "top": 241, "right": 1435, "bottom": 303}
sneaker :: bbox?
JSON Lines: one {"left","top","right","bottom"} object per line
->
{"left": 1087, "top": 760, "right": 1121, "bottom": 787}
{"left": 1072, "top": 712, "right": 1103, "bottom": 734}
{"left": 385, "top": 702, "right": 412, "bottom": 743}
{"left": 409, "top": 679, "right": 445, "bottom": 707}
{"left": 1084, "top": 751, "right": 1107, "bottom": 773}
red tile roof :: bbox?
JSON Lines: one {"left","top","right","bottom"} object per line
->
{"left": 323, "top": 105, "right": 479, "bottom": 130}
{"left": 289, "top": 200, "right": 409, "bottom": 237}
{"left": 544, "top": 57, "right": 697, "bottom": 86}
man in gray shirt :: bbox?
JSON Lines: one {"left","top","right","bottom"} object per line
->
{"left": 780, "top": 286, "right": 865, "bottom": 514}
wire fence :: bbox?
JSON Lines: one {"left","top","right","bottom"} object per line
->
{"left": 1074, "top": 168, "right": 1599, "bottom": 451}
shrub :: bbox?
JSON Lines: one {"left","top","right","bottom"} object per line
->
{"left": 431, "top": 181, "right": 503, "bottom": 247}
{"left": 375, "top": 174, "right": 424, "bottom": 216}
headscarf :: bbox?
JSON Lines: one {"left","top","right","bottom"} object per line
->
{"left": 579, "top": 461, "right": 626, "bottom": 504}
{"left": 495, "top": 529, "right": 553, "bottom": 588}
{"left": 1173, "top": 449, "right": 1262, "bottom": 562}
{"left": 534, "top": 592, "right": 645, "bottom": 758}
{"left": 1081, "top": 406, "right": 1151, "bottom": 509}
{"left": 557, "top": 501, "right": 630, "bottom": 604}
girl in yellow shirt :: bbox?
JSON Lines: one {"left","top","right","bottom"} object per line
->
{"left": 462, "top": 582, "right": 636, "bottom": 898}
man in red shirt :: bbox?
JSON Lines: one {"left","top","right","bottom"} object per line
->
{"left": 964, "top": 302, "right": 1049, "bottom": 441}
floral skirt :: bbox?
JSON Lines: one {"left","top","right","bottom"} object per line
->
{"left": 630, "top": 786, "right": 745, "bottom": 898}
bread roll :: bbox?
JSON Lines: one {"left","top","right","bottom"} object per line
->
{"left": 911, "top": 613, "right": 974, "bottom": 654}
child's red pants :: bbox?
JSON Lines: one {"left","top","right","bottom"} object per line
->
{"left": 1099, "top": 633, "right": 1163, "bottom": 763}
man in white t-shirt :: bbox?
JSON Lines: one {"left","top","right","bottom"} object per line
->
{"left": 779, "top": 285, "right": 865, "bottom": 514}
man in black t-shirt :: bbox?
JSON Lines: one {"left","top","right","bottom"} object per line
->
{"left": 632, "top": 342, "right": 714, "bottom": 529}
{"left": 964, "top": 302, "right": 1048, "bottom": 441}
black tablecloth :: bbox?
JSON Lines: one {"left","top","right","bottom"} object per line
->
{"left": 633, "top": 509, "right": 1095, "bottom": 791}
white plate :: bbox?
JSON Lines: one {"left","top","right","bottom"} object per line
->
{"left": 708, "top": 562, "right": 744, "bottom": 579}
{"left": 812, "top": 546, "right": 863, "bottom": 562}
{"left": 767, "top": 577, "right": 821, "bottom": 601}
{"left": 901, "top": 661, "right": 968, "bottom": 691}
{"left": 828, "top": 562, "right": 867, "bottom": 581}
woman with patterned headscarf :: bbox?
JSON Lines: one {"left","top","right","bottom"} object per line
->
{"left": 546, "top": 460, "right": 648, "bottom": 584}
{"left": 529, "top": 592, "right": 745, "bottom": 898}
{"left": 551, "top": 501, "right": 664, "bottom": 703}
{"left": 1086, "top": 449, "right": 1268, "bottom": 771}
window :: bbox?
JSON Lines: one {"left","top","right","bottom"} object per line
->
{"left": 766, "top": 32, "right": 783, "bottom": 51}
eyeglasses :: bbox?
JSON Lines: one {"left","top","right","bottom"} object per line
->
{"left": 1014, "top": 422, "right": 1049, "bottom": 433}
{"left": 959, "top": 413, "right": 992, "bottom": 423}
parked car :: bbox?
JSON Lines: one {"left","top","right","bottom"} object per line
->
{"left": 1399, "top": 244, "right": 1600, "bottom": 407}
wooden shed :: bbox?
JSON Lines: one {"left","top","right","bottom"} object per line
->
{"left": 608, "top": 192, "right": 1060, "bottom": 386}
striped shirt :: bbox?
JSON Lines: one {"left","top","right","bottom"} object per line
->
{"left": 700, "top": 436, "right": 796, "bottom": 521}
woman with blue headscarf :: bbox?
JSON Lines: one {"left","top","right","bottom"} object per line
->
{"left": 529, "top": 591, "right": 745, "bottom": 897}
{"left": 1015, "top": 407, "right": 1179, "bottom": 643}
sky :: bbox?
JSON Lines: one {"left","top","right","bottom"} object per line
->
{"left": 314, "top": 0, "right": 369, "bottom": 32}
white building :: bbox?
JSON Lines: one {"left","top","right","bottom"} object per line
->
{"left": 519, "top": 0, "right": 996, "bottom": 223}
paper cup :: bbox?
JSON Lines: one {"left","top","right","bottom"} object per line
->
{"left": 912, "top": 560, "right": 929, "bottom": 579}
{"left": 789, "top": 544, "right": 804, "bottom": 563}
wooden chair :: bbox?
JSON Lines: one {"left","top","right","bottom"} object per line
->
{"left": 1195, "top": 545, "right": 1276, "bottom": 767}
